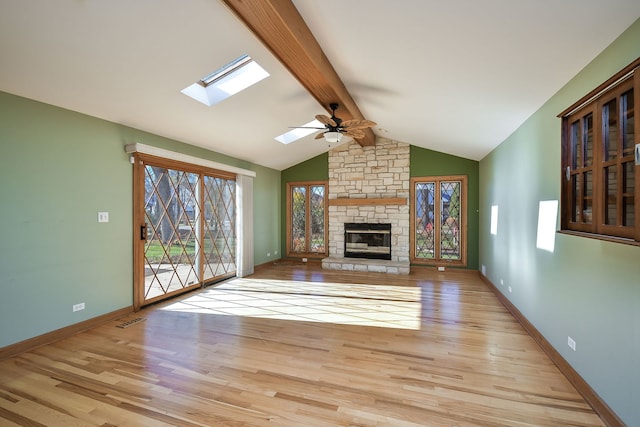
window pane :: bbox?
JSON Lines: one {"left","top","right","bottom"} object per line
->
{"left": 583, "top": 114, "right": 593, "bottom": 167}
{"left": 570, "top": 120, "right": 580, "bottom": 169}
{"left": 584, "top": 171, "right": 593, "bottom": 197}
{"left": 143, "top": 166, "right": 200, "bottom": 301}
{"left": 309, "top": 185, "right": 325, "bottom": 253}
{"left": 203, "top": 176, "right": 237, "bottom": 280}
{"left": 622, "top": 89, "right": 634, "bottom": 155}
{"left": 623, "top": 161, "right": 635, "bottom": 226}
{"left": 583, "top": 171, "right": 592, "bottom": 223}
{"left": 440, "top": 181, "right": 461, "bottom": 260}
{"left": 415, "top": 182, "right": 435, "bottom": 259}
{"left": 291, "top": 186, "right": 306, "bottom": 252}
{"left": 571, "top": 175, "right": 580, "bottom": 222}
{"left": 571, "top": 175, "right": 582, "bottom": 222}
{"left": 605, "top": 165, "right": 618, "bottom": 225}
{"left": 603, "top": 99, "right": 617, "bottom": 161}
{"left": 583, "top": 199, "right": 593, "bottom": 224}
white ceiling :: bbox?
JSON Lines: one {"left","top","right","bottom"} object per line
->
{"left": 1, "top": 1, "right": 639, "bottom": 170}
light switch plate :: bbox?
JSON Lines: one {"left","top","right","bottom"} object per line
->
{"left": 98, "top": 212, "right": 109, "bottom": 223}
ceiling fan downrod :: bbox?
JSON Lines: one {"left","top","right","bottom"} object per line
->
{"left": 328, "top": 103, "right": 341, "bottom": 127}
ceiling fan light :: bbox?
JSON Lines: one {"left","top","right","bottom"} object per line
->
{"left": 324, "top": 131, "right": 342, "bottom": 144}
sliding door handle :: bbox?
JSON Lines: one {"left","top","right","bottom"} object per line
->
{"left": 140, "top": 225, "right": 147, "bottom": 241}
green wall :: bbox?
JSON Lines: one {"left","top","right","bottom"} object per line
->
{"left": 411, "top": 146, "right": 480, "bottom": 269}
{"left": 0, "top": 91, "right": 281, "bottom": 348}
{"left": 479, "top": 19, "right": 640, "bottom": 425}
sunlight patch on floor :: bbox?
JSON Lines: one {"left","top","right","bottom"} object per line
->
{"left": 160, "top": 277, "right": 422, "bottom": 330}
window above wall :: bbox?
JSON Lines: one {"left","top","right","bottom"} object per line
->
{"left": 181, "top": 54, "right": 269, "bottom": 106}
{"left": 559, "top": 58, "right": 640, "bottom": 244}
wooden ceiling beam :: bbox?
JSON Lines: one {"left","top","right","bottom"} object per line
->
{"left": 221, "top": 0, "right": 375, "bottom": 146}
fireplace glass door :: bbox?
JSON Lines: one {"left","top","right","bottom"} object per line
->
{"left": 344, "top": 223, "right": 392, "bottom": 260}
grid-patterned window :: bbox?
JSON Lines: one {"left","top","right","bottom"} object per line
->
{"left": 136, "top": 154, "right": 237, "bottom": 308}
{"left": 286, "top": 181, "right": 328, "bottom": 257}
{"left": 561, "top": 60, "right": 639, "bottom": 243}
{"left": 411, "top": 176, "right": 467, "bottom": 266}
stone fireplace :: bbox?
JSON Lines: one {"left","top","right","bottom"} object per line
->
{"left": 322, "top": 138, "right": 410, "bottom": 274}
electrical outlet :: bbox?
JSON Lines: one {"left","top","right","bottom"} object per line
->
{"left": 500, "top": 279, "right": 504, "bottom": 286}
{"left": 302, "top": 258, "right": 308, "bottom": 263}
{"left": 568, "top": 336, "right": 576, "bottom": 351}
{"left": 274, "top": 250, "right": 278, "bottom": 255}
{"left": 73, "top": 302, "right": 85, "bottom": 312}
{"left": 438, "top": 266, "right": 445, "bottom": 271}
{"left": 481, "top": 264, "right": 486, "bottom": 276}
{"left": 267, "top": 252, "right": 271, "bottom": 257}
{"left": 508, "top": 286, "right": 512, "bottom": 293}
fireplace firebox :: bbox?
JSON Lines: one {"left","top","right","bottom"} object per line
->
{"left": 344, "top": 223, "right": 392, "bottom": 260}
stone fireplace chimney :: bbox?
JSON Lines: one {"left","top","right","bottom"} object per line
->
{"left": 323, "top": 137, "right": 410, "bottom": 274}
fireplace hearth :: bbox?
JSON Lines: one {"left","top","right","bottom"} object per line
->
{"left": 344, "top": 223, "right": 392, "bottom": 260}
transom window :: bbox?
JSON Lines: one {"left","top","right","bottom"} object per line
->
{"left": 560, "top": 59, "right": 640, "bottom": 243}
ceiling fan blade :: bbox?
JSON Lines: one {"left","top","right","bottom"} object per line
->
{"left": 314, "top": 132, "right": 325, "bottom": 140}
{"left": 315, "top": 114, "right": 337, "bottom": 127}
{"left": 341, "top": 119, "right": 377, "bottom": 129}
{"left": 343, "top": 129, "right": 365, "bottom": 139}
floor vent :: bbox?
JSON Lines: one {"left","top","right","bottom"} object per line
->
{"left": 116, "top": 317, "right": 146, "bottom": 329}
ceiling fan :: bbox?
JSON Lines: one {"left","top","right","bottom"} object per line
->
{"left": 294, "top": 103, "right": 377, "bottom": 144}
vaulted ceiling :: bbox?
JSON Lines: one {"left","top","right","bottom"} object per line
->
{"left": 1, "top": 1, "right": 639, "bottom": 170}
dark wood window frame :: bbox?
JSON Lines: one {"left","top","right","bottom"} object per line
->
{"left": 285, "top": 181, "right": 329, "bottom": 259}
{"left": 559, "top": 58, "right": 640, "bottom": 245}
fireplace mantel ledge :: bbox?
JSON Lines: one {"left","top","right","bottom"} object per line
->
{"left": 328, "top": 197, "right": 407, "bottom": 206}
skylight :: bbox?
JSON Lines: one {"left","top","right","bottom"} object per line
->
{"left": 181, "top": 54, "right": 269, "bottom": 106}
{"left": 275, "top": 119, "right": 324, "bottom": 144}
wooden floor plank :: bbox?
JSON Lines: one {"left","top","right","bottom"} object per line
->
{"left": 0, "top": 264, "right": 605, "bottom": 426}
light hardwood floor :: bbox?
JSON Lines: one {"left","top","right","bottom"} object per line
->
{"left": 0, "top": 263, "right": 605, "bottom": 426}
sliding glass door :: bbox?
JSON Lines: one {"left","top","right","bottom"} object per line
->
{"left": 133, "top": 154, "right": 236, "bottom": 308}
{"left": 202, "top": 176, "right": 236, "bottom": 282}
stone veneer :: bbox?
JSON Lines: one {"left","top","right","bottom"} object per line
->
{"left": 322, "top": 137, "right": 410, "bottom": 274}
